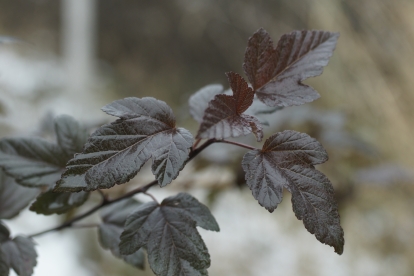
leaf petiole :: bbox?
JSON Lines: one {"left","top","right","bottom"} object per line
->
{"left": 215, "top": 139, "right": 257, "bottom": 150}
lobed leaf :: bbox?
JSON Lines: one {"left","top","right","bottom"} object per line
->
{"left": 196, "top": 72, "right": 263, "bottom": 142}
{"left": 55, "top": 97, "right": 194, "bottom": 192}
{"left": 98, "top": 198, "right": 145, "bottom": 269}
{"left": 242, "top": 130, "right": 343, "bottom": 254}
{"left": 0, "top": 169, "right": 40, "bottom": 219}
{"left": 119, "top": 193, "right": 218, "bottom": 276}
{"left": 29, "top": 191, "right": 89, "bottom": 215}
{"left": 1, "top": 236, "right": 37, "bottom": 276}
{"left": 243, "top": 28, "right": 339, "bottom": 107}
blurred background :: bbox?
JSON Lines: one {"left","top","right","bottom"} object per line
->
{"left": 1, "top": 0, "right": 414, "bottom": 275}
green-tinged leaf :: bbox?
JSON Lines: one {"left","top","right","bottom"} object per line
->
{"left": 98, "top": 198, "right": 145, "bottom": 269}
{"left": 0, "top": 138, "right": 67, "bottom": 188}
{"left": 54, "top": 115, "right": 88, "bottom": 157}
{"left": 1, "top": 236, "right": 37, "bottom": 276}
{"left": 29, "top": 191, "right": 89, "bottom": 215}
{"left": 120, "top": 193, "right": 218, "bottom": 276}
{"left": 196, "top": 72, "right": 263, "bottom": 142}
{"left": 0, "top": 170, "right": 40, "bottom": 219}
{"left": 242, "top": 130, "right": 343, "bottom": 254}
{"left": 55, "top": 97, "right": 194, "bottom": 192}
{"left": 0, "top": 249, "right": 8, "bottom": 276}
{"left": 0, "top": 221, "right": 10, "bottom": 243}
{"left": 244, "top": 28, "right": 339, "bottom": 107}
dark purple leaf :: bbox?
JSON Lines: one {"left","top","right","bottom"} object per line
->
{"left": 119, "top": 193, "right": 218, "bottom": 276}
{"left": 196, "top": 72, "right": 263, "bottom": 142}
{"left": 29, "top": 191, "right": 89, "bottom": 215}
{"left": 0, "top": 249, "right": 8, "bottom": 276}
{"left": 243, "top": 29, "right": 339, "bottom": 107}
{"left": 55, "top": 115, "right": 88, "bottom": 157}
{"left": 0, "top": 221, "right": 9, "bottom": 243}
{"left": 242, "top": 130, "right": 343, "bottom": 254}
{"left": 99, "top": 198, "right": 145, "bottom": 269}
{"left": 1, "top": 236, "right": 37, "bottom": 276}
{"left": 0, "top": 138, "right": 66, "bottom": 188}
{"left": 0, "top": 115, "right": 88, "bottom": 188}
{"left": 55, "top": 97, "right": 194, "bottom": 192}
{"left": 0, "top": 169, "right": 40, "bottom": 219}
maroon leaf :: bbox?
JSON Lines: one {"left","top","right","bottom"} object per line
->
{"left": 243, "top": 29, "right": 339, "bottom": 107}
{"left": 196, "top": 72, "right": 263, "bottom": 142}
{"left": 243, "top": 28, "right": 278, "bottom": 90}
{"left": 242, "top": 130, "right": 343, "bottom": 254}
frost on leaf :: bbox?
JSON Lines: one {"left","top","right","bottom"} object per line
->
{"left": 243, "top": 28, "right": 339, "bottom": 107}
{"left": 1, "top": 235, "right": 37, "bottom": 276}
{"left": 242, "top": 130, "right": 344, "bottom": 254}
{"left": 119, "top": 193, "right": 219, "bottom": 276}
{"left": 55, "top": 97, "right": 194, "bottom": 192}
{"left": 98, "top": 198, "right": 145, "bottom": 270}
{"left": 196, "top": 72, "right": 263, "bottom": 142}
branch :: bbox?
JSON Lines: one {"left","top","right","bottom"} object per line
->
{"left": 28, "top": 138, "right": 217, "bottom": 238}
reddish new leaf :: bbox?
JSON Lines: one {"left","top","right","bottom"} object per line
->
{"left": 243, "top": 29, "right": 339, "bottom": 107}
{"left": 243, "top": 28, "right": 278, "bottom": 90}
{"left": 242, "top": 130, "right": 343, "bottom": 254}
{"left": 196, "top": 72, "right": 263, "bottom": 142}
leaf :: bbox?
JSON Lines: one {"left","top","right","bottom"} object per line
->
{"left": 1, "top": 236, "right": 37, "bottom": 276}
{"left": 196, "top": 72, "right": 263, "bottom": 142}
{"left": 0, "top": 250, "right": 8, "bottom": 276}
{"left": 243, "top": 28, "right": 278, "bottom": 91}
{"left": 0, "top": 221, "right": 10, "bottom": 243}
{"left": 243, "top": 28, "right": 339, "bottom": 107}
{"left": 0, "top": 115, "right": 88, "bottom": 188}
{"left": 284, "top": 165, "right": 344, "bottom": 254}
{"left": 98, "top": 198, "right": 145, "bottom": 269}
{"left": 55, "top": 97, "right": 194, "bottom": 192}
{"left": 119, "top": 193, "right": 219, "bottom": 276}
{"left": 189, "top": 84, "right": 224, "bottom": 123}
{"left": 54, "top": 115, "right": 88, "bottom": 157}
{"left": 0, "top": 138, "right": 67, "bottom": 188}
{"left": 242, "top": 130, "right": 344, "bottom": 254}
{"left": 29, "top": 191, "right": 89, "bottom": 215}
{"left": 0, "top": 169, "right": 40, "bottom": 219}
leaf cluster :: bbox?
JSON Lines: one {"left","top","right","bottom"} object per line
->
{"left": 0, "top": 28, "right": 343, "bottom": 276}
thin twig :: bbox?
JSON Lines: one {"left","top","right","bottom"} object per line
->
{"left": 71, "top": 223, "right": 100, "bottom": 229}
{"left": 143, "top": 192, "right": 159, "bottom": 204}
{"left": 216, "top": 139, "right": 257, "bottom": 150}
